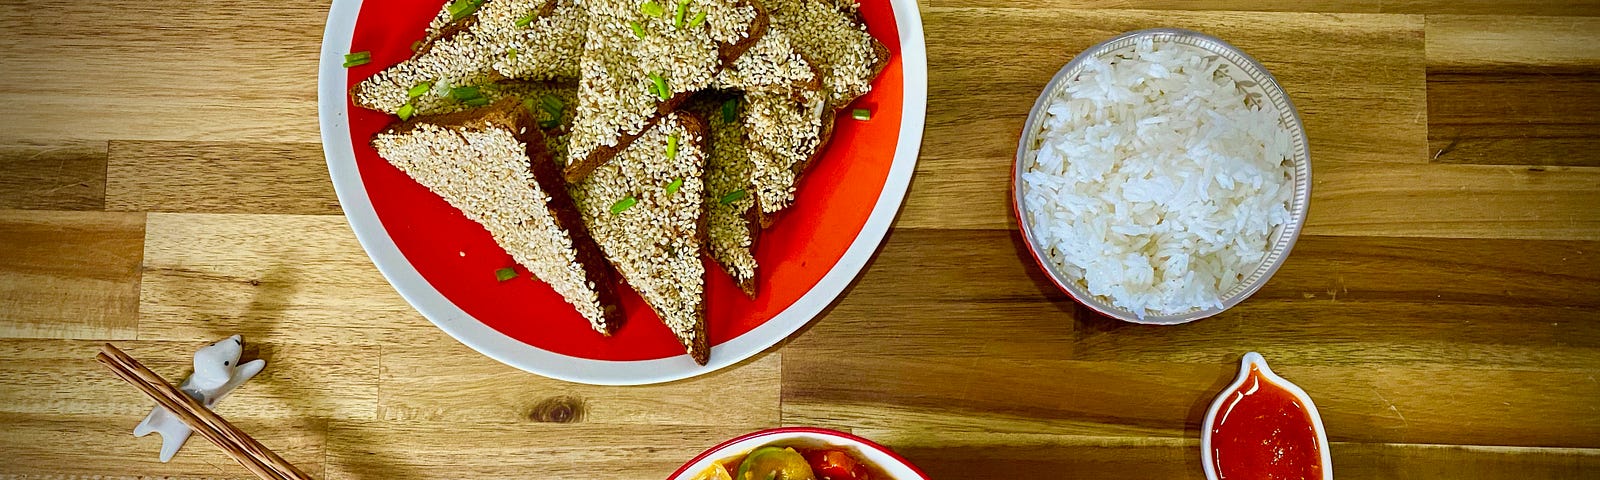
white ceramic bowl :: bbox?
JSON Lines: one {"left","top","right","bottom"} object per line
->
{"left": 667, "top": 428, "right": 929, "bottom": 480}
{"left": 1200, "top": 352, "right": 1333, "bottom": 480}
{"left": 1012, "top": 28, "right": 1312, "bottom": 325}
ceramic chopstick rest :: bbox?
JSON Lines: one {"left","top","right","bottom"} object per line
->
{"left": 132, "top": 335, "right": 267, "bottom": 462}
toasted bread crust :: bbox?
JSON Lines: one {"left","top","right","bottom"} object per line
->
{"left": 688, "top": 306, "right": 709, "bottom": 365}
{"left": 522, "top": 115, "right": 627, "bottom": 334}
{"left": 562, "top": 115, "right": 661, "bottom": 183}
{"left": 718, "top": 0, "right": 770, "bottom": 68}
{"left": 414, "top": 15, "right": 479, "bottom": 58}
{"left": 677, "top": 113, "right": 713, "bottom": 365}
{"left": 736, "top": 204, "right": 760, "bottom": 296}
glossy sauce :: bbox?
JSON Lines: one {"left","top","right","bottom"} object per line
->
{"left": 1209, "top": 365, "right": 1323, "bottom": 480}
{"left": 713, "top": 445, "right": 889, "bottom": 480}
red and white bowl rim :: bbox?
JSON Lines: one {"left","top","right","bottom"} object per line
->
{"left": 667, "top": 427, "right": 932, "bottom": 480}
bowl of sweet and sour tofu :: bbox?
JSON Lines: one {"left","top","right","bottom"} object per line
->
{"left": 669, "top": 428, "right": 929, "bottom": 480}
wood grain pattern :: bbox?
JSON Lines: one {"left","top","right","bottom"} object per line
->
{"left": 0, "top": 413, "right": 327, "bottom": 480}
{"left": 789, "top": 230, "right": 1600, "bottom": 367}
{"left": 324, "top": 422, "right": 757, "bottom": 480}
{"left": 1, "top": 0, "right": 1598, "bottom": 477}
{"left": 107, "top": 141, "right": 340, "bottom": 215}
{"left": 137, "top": 213, "right": 439, "bottom": 346}
{"left": 0, "top": 210, "right": 143, "bottom": 340}
{"left": 379, "top": 341, "right": 783, "bottom": 427}
{"left": 873, "top": 435, "right": 1600, "bottom": 480}
{"left": 783, "top": 355, "right": 1600, "bottom": 447}
{"left": 905, "top": 7, "right": 1429, "bottom": 231}
{"left": 0, "top": 0, "right": 326, "bottom": 144}
{"left": 0, "top": 142, "right": 108, "bottom": 210}
{"left": 1426, "top": 15, "right": 1600, "bottom": 167}
{"left": 0, "top": 339, "right": 377, "bottom": 420}
{"left": 1306, "top": 163, "right": 1600, "bottom": 239}
{"left": 782, "top": 230, "right": 1600, "bottom": 449}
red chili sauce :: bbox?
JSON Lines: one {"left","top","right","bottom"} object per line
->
{"left": 1209, "top": 365, "right": 1323, "bottom": 480}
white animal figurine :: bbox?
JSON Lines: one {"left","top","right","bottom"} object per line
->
{"left": 132, "top": 335, "right": 266, "bottom": 462}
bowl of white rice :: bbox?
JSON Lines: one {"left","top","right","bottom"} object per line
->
{"left": 1014, "top": 28, "right": 1311, "bottom": 324}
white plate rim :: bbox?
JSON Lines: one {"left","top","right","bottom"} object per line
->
{"left": 317, "top": 0, "right": 927, "bottom": 385}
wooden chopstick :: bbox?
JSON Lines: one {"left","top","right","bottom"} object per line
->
{"left": 96, "top": 343, "right": 313, "bottom": 480}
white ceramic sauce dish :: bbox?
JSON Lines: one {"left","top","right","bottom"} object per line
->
{"left": 1201, "top": 352, "right": 1333, "bottom": 480}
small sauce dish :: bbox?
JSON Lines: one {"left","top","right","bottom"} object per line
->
{"left": 1201, "top": 352, "right": 1333, "bottom": 480}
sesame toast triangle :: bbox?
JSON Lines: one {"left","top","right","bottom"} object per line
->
{"left": 768, "top": 0, "right": 889, "bottom": 107}
{"left": 739, "top": 0, "right": 889, "bottom": 226}
{"left": 372, "top": 98, "right": 626, "bottom": 335}
{"left": 712, "top": 6, "right": 820, "bottom": 95}
{"left": 561, "top": 0, "right": 768, "bottom": 184}
{"left": 574, "top": 111, "right": 713, "bottom": 365}
{"left": 352, "top": 0, "right": 586, "bottom": 116}
{"left": 692, "top": 96, "right": 760, "bottom": 297}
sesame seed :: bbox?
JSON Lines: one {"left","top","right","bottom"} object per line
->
{"left": 698, "top": 99, "right": 759, "bottom": 283}
{"left": 574, "top": 112, "right": 709, "bottom": 339}
{"left": 373, "top": 117, "right": 612, "bottom": 333}
{"left": 567, "top": 0, "right": 755, "bottom": 165}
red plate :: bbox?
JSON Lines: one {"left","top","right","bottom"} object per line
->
{"left": 319, "top": 0, "right": 927, "bottom": 384}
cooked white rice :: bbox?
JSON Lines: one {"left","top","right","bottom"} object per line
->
{"left": 1021, "top": 37, "right": 1293, "bottom": 318}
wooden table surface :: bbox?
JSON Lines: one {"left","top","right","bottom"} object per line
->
{"left": 3, "top": 0, "right": 1599, "bottom": 478}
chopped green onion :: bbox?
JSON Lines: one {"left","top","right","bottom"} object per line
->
{"left": 852, "top": 108, "right": 871, "bottom": 121}
{"left": 687, "top": 11, "right": 706, "bottom": 28}
{"left": 515, "top": 13, "right": 535, "bottom": 28}
{"left": 629, "top": 20, "right": 646, "bottom": 39}
{"left": 649, "top": 73, "right": 669, "bottom": 101}
{"left": 342, "top": 51, "right": 371, "bottom": 68}
{"left": 665, "top": 178, "right": 683, "bottom": 196}
{"left": 666, "top": 134, "right": 679, "bottom": 159}
{"left": 448, "top": 0, "right": 485, "bottom": 20}
{"left": 539, "top": 98, "right": 563, "bottom": 128}
{"left": 407, "top": 82, "right": 433, "bottom": 99}
{"left": 610, "top": 196, "right": 637, "bottom": 214}
{"left": 640, "top": 0, "right": 665, "bottom": 17}
{"left": 494, "top": 267, "right": 518, "bottom": 282}
{"left": 540, "top": 94, "right": 564, "bottom": 112}
{"left": 721, "top": 98, "right": 738, "bottom": 123}
{"left": 720, "top": 189, "right": 746, "bottom": 205}
{"left": 450, "top": 86, "right": 482, "bottom": 101}
{"left": 397, "top": 103, "right": 415, "bottom": 121}
{"left": 507, "top": 47, "right": 519, "bottom": 61}
{"left": 674, "top": 0, "right": 688, "bottom": 28}
{"left": 537, "top": 95, "right": 564, "bottom": 128}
